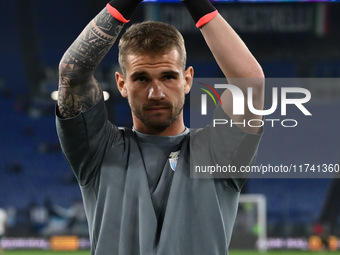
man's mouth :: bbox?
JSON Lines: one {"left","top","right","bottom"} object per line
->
{"left": 146, "top": 106, "right": 169, "bottom": 112}
{"left": 145, "top": 103, "right": 171, "bottom": 112}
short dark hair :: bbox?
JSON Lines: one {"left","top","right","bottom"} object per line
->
{"left": 118, "top": 21, "right": 186, "bottom": 74}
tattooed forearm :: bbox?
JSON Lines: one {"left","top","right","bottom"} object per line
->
{"left": 58, "top": 76, "right": 104, "bottom": 118}
{"left": 58, "top": 8, "right": 124, "bottom": 118}
{"left": 63, "top": 8, "right": 124, "bottom": 71}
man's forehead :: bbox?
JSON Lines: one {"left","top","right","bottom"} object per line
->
{"left": 126, "top": 48, "right": 181, "bottom": 62}
{"left": 125, "top": 49, "right": 182, "bottom": 72}
{"left": 129, "top": 70, "right": 180, "bottom": 79}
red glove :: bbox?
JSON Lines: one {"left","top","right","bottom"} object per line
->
{"left": 107, "top": 0, "right": 143, "bottom": 23}
{"left": 181, "top": 0, "right": 218, "bottom": 28}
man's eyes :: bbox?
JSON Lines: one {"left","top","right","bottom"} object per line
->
{"left": 133, "top": 75, "right": 176, "bottom": 82}
{"left": 164, "top": 75, "right": 176, "bottom": 80}
{"left": 135, "top": 76, "right": 148, "bottom": 82}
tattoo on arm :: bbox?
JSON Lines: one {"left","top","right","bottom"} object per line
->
{"left": 58, "top": 8, "right": 124, "bottom": 118}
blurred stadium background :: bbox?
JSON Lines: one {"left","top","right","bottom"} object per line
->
{"left": 1, "top": 0, "right": 340, "bottom": 253}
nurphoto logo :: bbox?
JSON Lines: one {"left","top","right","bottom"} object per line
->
{"left": 199, "top": 82, "right": 222, "bottom": 115}
{"left": 200, "top": 83, "right": 312, "bottom": 128}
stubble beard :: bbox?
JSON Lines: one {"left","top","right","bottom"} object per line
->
{"left": 129, "top": 98, "right": 185, "bottom": 131}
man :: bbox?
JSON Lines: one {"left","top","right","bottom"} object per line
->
{"left": 56, "top": 0, "right": 264, "bottom": 254}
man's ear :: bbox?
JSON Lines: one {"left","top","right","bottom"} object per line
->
{"left": 115, "top": 71, "right": 128, "bottom": 98}
{"left": 184, "top": 66, "right": 194, "bottom": 94}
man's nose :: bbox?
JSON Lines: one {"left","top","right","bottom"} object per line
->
{"left": 148, "top": 81, "right": 165, "bottom": 100}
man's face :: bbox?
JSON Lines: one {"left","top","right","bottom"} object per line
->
{"left": 116, "top": 48, "right": 193, "bottom": 135}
